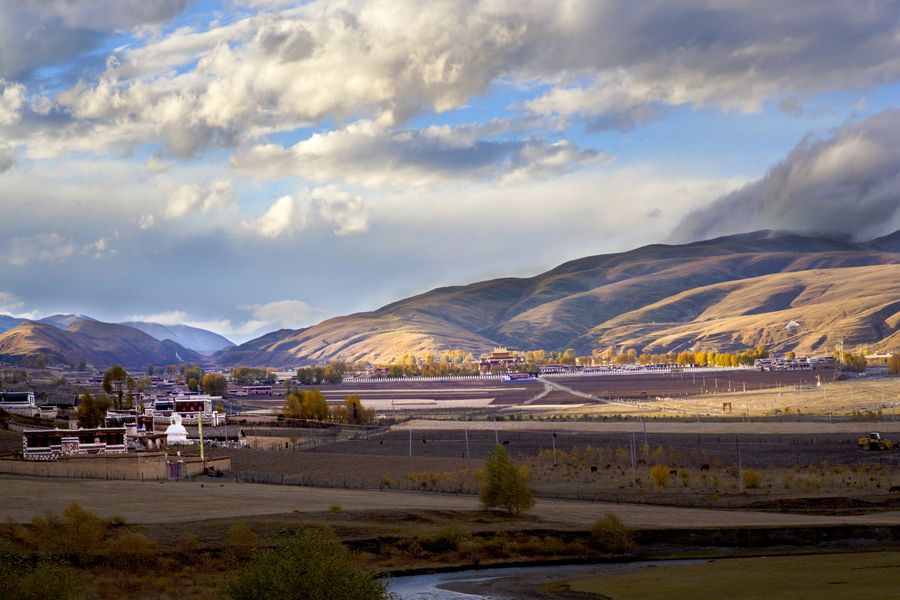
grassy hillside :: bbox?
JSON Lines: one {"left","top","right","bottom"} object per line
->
{"left": 216, "top": 231, "right": 900, "bottom": 366}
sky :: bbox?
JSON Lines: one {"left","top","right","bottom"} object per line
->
{"left": 3, "top": 0, "right": 900, "bottom": 344}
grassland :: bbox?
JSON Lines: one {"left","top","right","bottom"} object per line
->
{"left": 560, "top": 552, "right": 900, "bottom": 600}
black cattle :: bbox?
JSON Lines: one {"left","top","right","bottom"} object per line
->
{"left": 590, "top": 465, "right": 598, "bottom": 473}
{"left": 700, "top": 464, "right": 710, "bottom": 471}
{"left": 890, "top": 485, "right": 900, "bottom": 492}
{"left": 669, "top": 469, "right": 677, "bottom": 476}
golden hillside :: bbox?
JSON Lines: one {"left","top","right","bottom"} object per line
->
{"left": 216, "top": 231, "right": 900, "bottom": 366}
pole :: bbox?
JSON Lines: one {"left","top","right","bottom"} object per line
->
{"left": 465, "top": 426, "right": 470, "bottom": 459}
{"left": 630, "top": 432, "right": 636, "bottom": 481}
{"left": 494, "top": 418, "right": 498, "bottom": 445}
{"left": 737, "top": 438, "right": 743, "bottom": 493}
{"left": 551, "top": 431, "right": 557, "bottom": 465}
{"left": 198, "top": 413, "right": 205, "bottom": 471}
{"left": 408, "top": 428, "right": 412, "bottom": 457}
{"left": 639, "top": 407, "right": 647, "bottom": 449}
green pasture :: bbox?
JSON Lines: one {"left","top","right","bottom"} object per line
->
{"left": 562, "top": 552, "right": 900, "bottom": 600}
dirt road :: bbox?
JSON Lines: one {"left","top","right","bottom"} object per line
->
{"left": 5, "top": 475, "right": 900, "bottom": 529}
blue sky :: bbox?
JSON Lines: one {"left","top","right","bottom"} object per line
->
{"left": 3, "top": 0, "right": 900, "bottom": 344}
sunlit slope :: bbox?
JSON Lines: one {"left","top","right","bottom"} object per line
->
{"left": 0, "top": 321, "right": 202, "bottom": 368}
{"left": 216, "top": 231, "right": 900, "bottom": 366}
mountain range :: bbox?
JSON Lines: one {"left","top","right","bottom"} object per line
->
{"left": 0, "top": 321, "right": 205, "bottom": 369}
{"left": 5, "top": 230, "right": 900, "bottom": 370}
{"left": 214, "top": 230, "right": 900, "bottom": 367}
{"left": 0, "top": 316, "right": 233, "bottom": 353}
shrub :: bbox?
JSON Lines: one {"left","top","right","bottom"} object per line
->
{"left": 650, "top": 465, "right": 670, "bottom": 490}
{"left": 329, "top": 505, "right": 342, "bottom": 512}
{"left": 589, "top": 512, "right": 635, "bottom": 554}
{"left": 27, "top": 502, "right": 111, "bottom": 566}
{"left": 225, "top": 527, "right": 393, "bottom": 600}
{"left": 742, "top": 470, "right": 761, "bottom": 489}
{"left": 224, "top": 522, "right": 262, "bottom": 562}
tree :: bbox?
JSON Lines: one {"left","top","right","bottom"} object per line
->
{"left": 589, "top": 512, "right": 635, "bottom": 554}
{"left": 336, "top": 395, "right": 373, "bottom": 424}
{"left": 302, "top": 388, "right": 329, "bottom": 420}
{"left": 889, "top": 354, "right": 900, "bottom": 374}
{"left": 479, "top": 444, "right": 535, "bottom": 514}
{"left": 184, "top": 365, "right": 204, "bottom": 389}
{"left": 76, "top": 391, "right": 110, "bottom": 429}
{"left": 201, "top": 373, "right": 228, "bottom": 396}
{"left": 281, "top": 390, "right": 303, "bottom": 419}
{"left": 225, "top": 527, "right": 395, "bottom": 600}
{"left": 102, "top": 364, "right": 128, "bottom": 410}
{"left": 147, "top": 364, "right": 155, "bottom": 376}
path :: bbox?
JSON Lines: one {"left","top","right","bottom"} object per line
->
{"left": 4, "top": 475, "right": 900, "bottom": 529}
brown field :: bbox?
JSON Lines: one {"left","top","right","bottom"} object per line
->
{"left": 5, "top": 370, "right": 900, "bottom": 600}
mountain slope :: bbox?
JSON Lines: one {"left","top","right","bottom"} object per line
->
{"left": 119, "top": 322, "right": 234, "bottom": 352}
{"left": 0, "top": 321, "right": 202, "bottom": 368}
{"left": 216, "top": 231, "right": 900, "bottom": 367}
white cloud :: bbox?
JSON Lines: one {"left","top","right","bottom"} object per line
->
{"left": 253, "top": 195, "right": 300, "bottom": 238}
{"left": 165, "top": 178, "right": 237, "bottom": 219}
{"left": 124, "top": 310, "right": 191, "bottom": 325}
{"left": 21, "top": 0, "right": 900, "bottom": 163}
{"left": 5, "top": 234, "right": 113, "bottom": 265}
{"left": 0, "top": 80, "right": 25, "bottom": 125}
{"left": 234, "top": 120, "right": 607, "bottom": 188}
{"left": 248, "top": 186, "right": 370, "bottom": 238}
{"left": 125, "top": 300, "right": 333, "bottom": 339}
{"left": 309, "top": 186, "right": 370, "bottom": 236}
{"left": 139, "top": 215, "right": 156, "bottom": 229}
{"left": 244, "top": 300, "right": 335, "bottom": 330}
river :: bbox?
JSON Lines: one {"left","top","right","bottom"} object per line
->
{"left": 389, "top": 560, "right": 706, "bottom": 599}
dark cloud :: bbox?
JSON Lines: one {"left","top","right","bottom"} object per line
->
{"left": 668, "top": 109, "right": 900, "bottom": 243}
{"left": 0, "top": 1, "right": 188, "bottom": 81}
{"left": 779, "top": 98, "right": 804, "bottom": 118}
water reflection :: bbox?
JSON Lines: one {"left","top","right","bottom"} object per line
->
{"left": 389, "top": 560, "right": 705, "bottom": 600}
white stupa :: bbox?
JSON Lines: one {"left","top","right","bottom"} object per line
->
{"left": 165, "top": 413, "right": 189, "bottom": 445}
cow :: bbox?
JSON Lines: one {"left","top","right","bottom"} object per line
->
{"left": 636, "top": 459, "right": 647, "bottom": 467}
{"left": 590, "top": 465, "right": 598, "bottom": 473}
{"left": 700, "top": 464, "right": 710, "bottom": 471}
{"left": 502, "top": 440, "right": 510, "bottom": 445}
{"left": 669, "top": 469, "right": 677, "bottom": 476}
{"left": 890, "top": 485, "right": 900, "bottom": 492}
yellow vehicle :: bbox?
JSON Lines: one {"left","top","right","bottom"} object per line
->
{"left": 858, "top": 432, "right": 897, "bottom": 451}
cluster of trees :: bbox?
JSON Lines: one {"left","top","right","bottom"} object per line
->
{"left": 232, "top": 367, "right": 275, "bottom": 386}
{"left": 296, "top": 364, "right": 344, "bottom": 385}
{"left": 365, "top": 345, "right": 775, "bottom": 378}
{"left": 0, "top": 369, "right": 29, "bottom": 383}
{"left": 281, "top": 390, "right": 375, "bottom": 425}
{"left": 843, "top": 352, "right": 867, "bottom": 373}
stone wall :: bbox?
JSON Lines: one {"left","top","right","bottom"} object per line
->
{"left": 0, "top": 453, "right": 230, "bottom": 480}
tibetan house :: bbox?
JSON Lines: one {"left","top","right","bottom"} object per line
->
{"left": 22, "top": 426, "right": 127, "bottom": 460}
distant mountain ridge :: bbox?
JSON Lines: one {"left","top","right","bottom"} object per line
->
{"left": 0, "top": 315, "right": 233, "bottom": 352}
{"left": 215, "top": 230, "right": 900, "bottom": 367}
{"left": 0, "top": 321, "right": 203, "bottom": 368}
{"left": 118, "top": 322, "right": 234, "bottom": 353}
